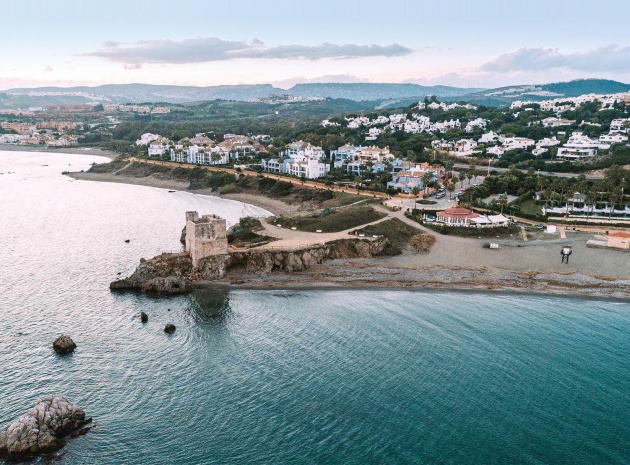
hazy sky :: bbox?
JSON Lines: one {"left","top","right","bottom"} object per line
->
{"left": 2, "top": 0, "right": 629, "bottom": 89}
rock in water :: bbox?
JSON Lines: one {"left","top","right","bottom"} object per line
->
{"left": 52, "top": 335, "right": 76, "bottom": 355}
{"left": 0, "top": 395, "right": 91, "bottom": 461}
{"left": 140, "top": 312, "right": 148, "bottom": 323}
{"left": 164, "top": 324, "right": 176, "bottom": 334}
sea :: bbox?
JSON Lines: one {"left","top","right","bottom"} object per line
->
{"left": 1, "top": 150, "right": 629, "bottom": 464}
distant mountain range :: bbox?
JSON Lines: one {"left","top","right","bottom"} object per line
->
{"left": 0, "top": 82, "right": 483, "bottom": 108}
{"left": 448, "top": 79, "right": 630, "bottom": 106}
{"left": 0, "top": 79, "right": 628, "bottom": 109}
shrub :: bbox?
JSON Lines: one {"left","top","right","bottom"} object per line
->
{"left": 409, "top": 234, "right": 436, "bottom": 253}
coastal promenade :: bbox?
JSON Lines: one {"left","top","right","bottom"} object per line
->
{"left": 127, "top": 157, "right": 389, "bottom": 199}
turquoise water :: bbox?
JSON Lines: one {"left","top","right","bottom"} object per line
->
{"left": 1, "top": 152, "right": 629, "bottom": 464}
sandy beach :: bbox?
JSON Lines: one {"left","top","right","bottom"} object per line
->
{"left": 70, "top": 170, "right": 310, "bottom": 216}
{"left": 0, "top": 144, "right": 118, "bottom": 160}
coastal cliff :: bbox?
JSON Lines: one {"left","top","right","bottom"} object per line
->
{"left": 226, "top": 238, "right": 388, "bottom": 273}
{"left": 111, "top": 238, "right": 389, "bottom": 293}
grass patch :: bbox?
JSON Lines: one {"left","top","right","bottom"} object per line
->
{"left": 518, "top": 199, "right": 543, "bottom": 216}
{"left": 227, "top": 217, "right": 273, "bottom": 247}
{"left": 87, "top": 160, "right": 129, "bottom": 174}
{"left": 423, "top": 222, "right": 521, "bottom": 238}
{"left": 275, "top": 206, "right": 386, "bottom": 233}
{"left": 353, "top": 218, "right": 419, "bottom": 256}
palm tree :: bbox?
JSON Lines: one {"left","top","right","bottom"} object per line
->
{"left": 609, "top": 188, "right": 622, "bottom": 219}
{"left": 498, "top": 193, "right": 508, "bottom": 214}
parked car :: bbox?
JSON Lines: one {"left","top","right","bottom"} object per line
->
{"left": 436, "top": 193, "right": 445, "bottom": 199}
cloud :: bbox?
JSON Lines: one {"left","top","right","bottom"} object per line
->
{"left": 481, "top": 45, "right": 630, "bottom": 73}
{"left": 84, "top": 37, "right": 413, "bottom": 65}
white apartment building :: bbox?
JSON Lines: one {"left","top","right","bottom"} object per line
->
{"left": 486, "top": 146, "right": 505, "bottom": 157}
{"left": 135, "top": 133, "right": 162, "bottom": 146}
{"left": 452, "top": 139, "right": 478, "bottom": 156}
{"left": 148, "top": 143, "right": 169, "bottom": 157}
{"left": 556, "top": 132, "right": 600, "bottom": 160}
{"left": 287, "top": 159, "right": 330, "bottom": 179}
{"left": 502, "top": 137, "right": 536, "bottom": 151}
{"left": 536, "top": 137, "right": 561, "bottom": 147}
{"left": 610, "top": 118, "right": 630, "bottom": 133}
{"left": 465, "top": 118, "right": 488, "bottom": 133}
{"left": 599, "top": 133, "right": 629, "bottom": 145}
{"left": 478, "top": 131, "right": 499, "bottom": 144}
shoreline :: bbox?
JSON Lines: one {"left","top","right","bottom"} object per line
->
{"left": 0, "top": 144, "right": 118, "bottom": 160}
{"left": 69, "top": 171, "right": 301, "bottom": 216}
{"left": 67, "top": 168, "right": 629, "bottom": 300}
{"left": 199, "top": 281, "right": 630, "bottom": 303}
{"left": 205, "top": 259, "right": 630, "bottom": 300}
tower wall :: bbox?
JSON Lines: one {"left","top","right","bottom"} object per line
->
{"left": 185, "top": 211, "right": 229, "bottom": 269}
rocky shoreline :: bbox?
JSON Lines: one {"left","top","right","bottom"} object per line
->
{"left": 212, "top": 259, "right": 630, "bottom": 299}
{"left": 110, "top": 237, "right": 390, "bottom": 294}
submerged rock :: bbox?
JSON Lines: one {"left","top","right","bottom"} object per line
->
{"left": 164, "top": 324, "right": 176, "bottom": 334}
{"left": 140, "top": 312, "right": 148, "bottom": 323}
{"left": 52, "top": 335, "right": 76, "bottom": 355}
{"left": 0, "top": 395, "right": 91, "bottom": 461}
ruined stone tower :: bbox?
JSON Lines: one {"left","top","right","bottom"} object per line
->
{"left": 185, "top": 212, "right": 229, "bottom": 278}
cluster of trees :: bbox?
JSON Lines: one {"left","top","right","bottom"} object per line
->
{"left": 459, "top": 165, "right": 630, "bottom": 217}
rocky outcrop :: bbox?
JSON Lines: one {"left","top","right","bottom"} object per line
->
{"left": 226, "top": 237, "right": 389, "bottom": 274}
{"left": 112, "top": 237, "right": 388, "bottom": 292}
{"left": 0, "top": 395, "right": 91, "bottom": 461}
{"left": 197, "top": 254, "right": 229, "bottom": 280}
{"left": 110, "top": 253, "right": 194, "bottom": 294}
{"left": 164, "top": 324, "right": 176, "bottom": 334}
{"left": 53, "top": 335, "right": 76, "bottom": 355}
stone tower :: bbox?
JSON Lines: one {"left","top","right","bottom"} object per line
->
{"left": 185, "top": 212, "right": 229, "bottom": 272}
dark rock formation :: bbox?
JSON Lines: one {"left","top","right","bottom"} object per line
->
{"left": 140, "top": 312, "right": 148, "bottom": 323}
{"left": 110, "top": 253, "right": 195, "bottom": 294}
{"left": 0, "top": 395, "right": 91, "bottom": 461}
{"left": 52, "top": 335, "right": 76, "bottom": 355}
{"left": 164, "top": 324, "right": 176, "bottom": 334}
{"left": 180, "top": 226, "right": 186, "bottom": 246}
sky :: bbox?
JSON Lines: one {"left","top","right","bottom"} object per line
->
{"left": 1, "top": 0, "right": 629, "bottom": 90}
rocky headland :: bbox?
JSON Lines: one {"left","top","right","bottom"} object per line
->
{"left": 111, "top": 236, "right": 389, "bottom": 294}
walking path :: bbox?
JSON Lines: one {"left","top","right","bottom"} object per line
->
{"left": 247, "top": 204, "right": 439, "bottom": 252}
{"left": 128, "top": 157, "right": 388, "bottom": 199}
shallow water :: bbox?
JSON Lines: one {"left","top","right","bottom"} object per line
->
{"left": 1, "top": 152, "right": 629, "bottom": 464}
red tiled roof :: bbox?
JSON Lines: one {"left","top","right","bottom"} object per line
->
{"left": 437, "top": 207, "right": 480, "bottom": 219}
{"left": 609, "top": 231, "right": 630, "bottom": 238}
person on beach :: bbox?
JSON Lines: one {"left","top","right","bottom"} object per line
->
{"left": 561, "top": 246, "right": 572, "bottom": 264}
